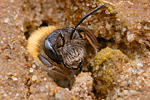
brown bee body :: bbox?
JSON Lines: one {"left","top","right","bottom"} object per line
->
{"left": 27, "top": 4, "right": 105, "bottom": 88}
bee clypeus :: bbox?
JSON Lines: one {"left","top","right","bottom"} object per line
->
{"left": 27, "top": 4, "right": 105, "bottom": 88}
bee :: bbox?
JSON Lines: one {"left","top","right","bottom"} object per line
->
{"left": 27, "top": 4, "right": 105, "bottom": 88}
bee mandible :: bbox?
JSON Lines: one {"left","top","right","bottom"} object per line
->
{"left": 27, "top": 4, "right": 105, "bottom": 88}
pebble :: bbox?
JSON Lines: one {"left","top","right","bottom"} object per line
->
{"left": 32, "top": 64, "right": 36, "bottom": 68}
{"left": 44, "top": 77, "right": 47, "bottom": 81}
{"left": 2, "top": 37, "right": 6, "bottom": 40}
{"left": 122, "top": 28, "right": 126, "bottom": 32}
{"left": 129, "top": 90, "right": 138, "bottom": 95}
{"left": 3, "top": 93, "right": 7, "bottom": 97}
{"left": 127, "top": 32, "right": 135, "bottom": 42}
{"left": 4, "top": 18, "right": 10, "bottom": 24}
{"left": 10, "top": 0, "right": 14, "bottom": 3}
{"left": 137, "top": 23, "right": 142, "bottom": 29}
{"left": 11, "top": 76, "right": 18, "bottom": 81}
{"left": 40, "top": 87, "right": 45, "bottom": 92}
{"left": 105, "top": 9, "right": 110, "bottom": 14}
{"left": 45, "top": 84, "right": 48, "bottom": 88}
{"left": 123, "top": 90, "right": 129, "bottom": 96}
{"left": 16, "top": 93, "right": 19, "bottom": 96}
{"left": 29, "top": 68, "right": 34, "bottom": 73}
{"left": 136, "top": 59, "right": 143, "bottom": 67}
{"left": 32, "top": 75, "right": 37, "bottom": 81}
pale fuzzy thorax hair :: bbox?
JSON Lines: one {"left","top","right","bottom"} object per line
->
{"left": 62, "top": 39, "right": 85, "bottom": 66}
{"left": 27, "top": 26, "right": 57, "bottom": 59}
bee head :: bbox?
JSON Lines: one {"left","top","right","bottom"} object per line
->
{"left": 44, "top": 4, "right": 105, "bottom": 70}
{"left": 60, "top": 4, "right": 105, "bottom": 69}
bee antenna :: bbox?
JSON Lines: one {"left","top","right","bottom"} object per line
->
{"left": 70, "top": 4, "right": 105, "bottom": 40}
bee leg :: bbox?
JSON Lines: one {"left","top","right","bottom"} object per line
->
{"left": 77, "top": 28, "right": 98, "bottom": 54}
{"left": 38, "top": 54, "right": 52, "bottom": 67}
{"left": 48, "top": 66, "right": 72, "bottom": 88}
{"left": 38, "top": 54, "right": 72, "bottom": 88}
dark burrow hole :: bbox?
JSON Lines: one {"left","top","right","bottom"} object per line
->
{"left": 24, "top": 20, "right": 49, "bottom": 39}
{"left": 24, "top": 30, "right": 30, "bottom": 40}
{"left": 40, "top": 20, "right": 49, "bottom": 27}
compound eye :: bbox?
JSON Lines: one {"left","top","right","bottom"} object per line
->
{"left": 44, "top": 39, "right": 62, "bottom": 63}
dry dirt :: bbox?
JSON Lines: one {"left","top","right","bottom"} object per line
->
{"left": 0, "top": 0, "right": 149, "bottom": 100}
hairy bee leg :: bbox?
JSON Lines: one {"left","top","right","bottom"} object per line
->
{"left": 77, "top": 28, "right": 98, "bottom": 53}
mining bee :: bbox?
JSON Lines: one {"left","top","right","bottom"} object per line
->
{"left": 27, "top": 4, "right": 105, "bottom": 88}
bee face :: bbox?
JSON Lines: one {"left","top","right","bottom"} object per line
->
{"left": 44, "top": 27, "right": 85, "bottom": 69}
{"left": 61, "top": 38, "right": 85, "bottom": 69}
{"left": 27, "top": 4, "right": 105, "bottom": 88}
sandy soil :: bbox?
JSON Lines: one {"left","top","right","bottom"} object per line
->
{"left": 0, "top": 0, "right": 149, "bottom": 100}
